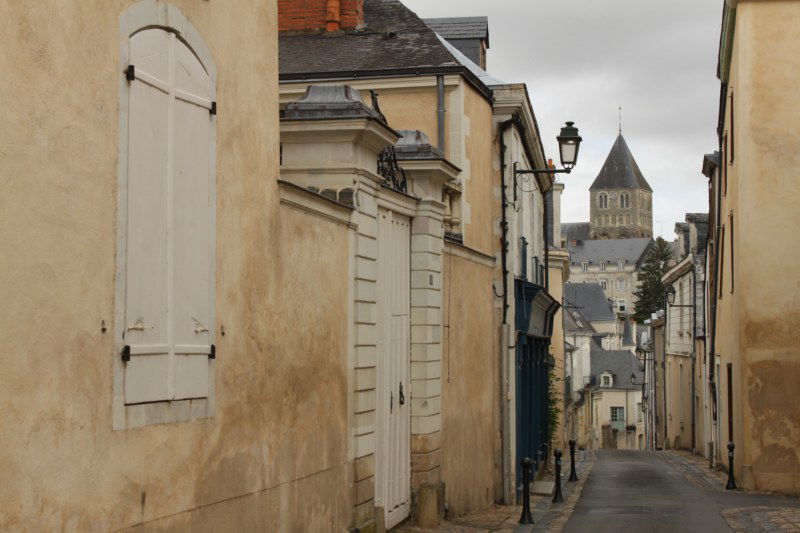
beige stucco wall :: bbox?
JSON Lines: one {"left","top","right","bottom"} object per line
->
{"left": 461, "top": 84, "right": 495, "bottom": 255}
{"left": 441, "top": 248, "right": 496, "bottom": 517}
{"left": 0, "top": 1, "right": 357, "bottom": 529}
{"left": 714, "top": 0, "right": 800, "bottom": 492}
{"left": 375, "top": 88, "right": 441, "bottom": 150}
{"left": 548, "top": 253, "right": 569, "bottom": 452}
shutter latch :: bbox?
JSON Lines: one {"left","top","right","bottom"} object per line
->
{"left": 126, "top": 65, "right": 135, "bottom": 82}
{"left": 209, "top": 344, "right": 216, "bottom": 360}
{"left": 210, "top": 101, "right": 217, "bottom": 116}
{"left": 122, "top": 345, "right": 131, "bottom": 362}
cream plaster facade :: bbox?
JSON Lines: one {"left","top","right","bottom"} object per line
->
{"left": 702, "top": 0, "right": 800, "bottom": 493}
{"left": 0, "top": 1, "right": 363, "bottom": 530}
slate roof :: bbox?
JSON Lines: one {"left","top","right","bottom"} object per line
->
{"left": 590, "top": 345, "right": 644, "bottom": 391}
{"left": 567, "top": 237, "right": 652, "bottom": 267}
{"left": 564, "top": 283, "right": 616, "bottom": 323}
{"left": 621, "top": 319, "right": 634, "bottom": 346}
{"left": 562, "top": 222, "right": 591, "bottom": 242}
{"left": 590, "top": 134, "right": 653, "bottom": 192}
{"left": 422, "top": 17, "right": 490, "bottom": 46}
{"left": 563, "top": 305, "right": 596, "bottom": 335}
{"left": 280, "top": 0, "right": 461, "bottom": 78}
{"left": 435, "top": 34, "right": 506, "bottom": 86}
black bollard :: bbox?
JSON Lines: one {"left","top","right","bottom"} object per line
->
{"left": 519, "top": 458, "right": 534, "bottom": 524}
{"left": 568, "top": 440, "right": 579, "bottom": 482}
{"left": 726, "top": 442, "right": 737, "bottom": 490}
{"left": 552, "top": 449, "right": 565, "bottom": 503}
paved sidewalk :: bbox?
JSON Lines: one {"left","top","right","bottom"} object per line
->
{"left": 655, "top": 449, "right": 800, "bottom": 532}
{"left": 655, "top": 449, "right": 728, "bottom": 491}
{"left": 397, "top": 451, "right": 596, "bottom": 533}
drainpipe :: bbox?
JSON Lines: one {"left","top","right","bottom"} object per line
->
{"left": 691, "top": 263, "right": 697, "bottom": 454}
{"left": 498, "top": 116, "right": 514, "bottom": 504}
{"left": 437, "top": 76, "right": 446, "bottom": 154}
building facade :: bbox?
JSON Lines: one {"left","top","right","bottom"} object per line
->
{"left": 566, "top": 238, "right": 652, "bottom": 315}
{"left": 701, "top": 0, "right": 800, "bottom": 494}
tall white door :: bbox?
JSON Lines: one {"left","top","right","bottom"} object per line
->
{"left": 375, "top": 208, "right": 411, "bottom": 530}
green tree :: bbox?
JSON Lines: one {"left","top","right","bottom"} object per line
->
{"left": 633, "top": 237, "right": 675, "bottom": 322}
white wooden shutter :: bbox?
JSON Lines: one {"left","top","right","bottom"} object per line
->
{"left": 171, "top": 36, "right": 214, "bottom": 400}
{"left": 124, "top": 29, "right": 172, "bottom": 404}
{"left": 123, "top": 29, "right": 214, "bottom": 404}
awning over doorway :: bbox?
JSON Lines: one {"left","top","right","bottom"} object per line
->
{"left": 514, "top": 279, "right": 560, "bottom": 339}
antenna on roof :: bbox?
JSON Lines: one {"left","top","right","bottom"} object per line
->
{"left": 618, "top": 105, "right": 622, "bottom": 135}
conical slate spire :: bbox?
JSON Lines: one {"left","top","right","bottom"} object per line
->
{"left": 590, "top": 134, "right": 652, "bottom": 192}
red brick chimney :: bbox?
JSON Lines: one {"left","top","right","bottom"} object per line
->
{"left": 279, "top": 0, "right": 365, "bottom": 33}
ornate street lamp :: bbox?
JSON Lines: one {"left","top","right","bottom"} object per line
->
{"left": 515, "top": 121, "right": 583, "bottom": 184}
{"left": 666, "top": 285, "right": 677, "bottom": 306}
{"left": 557, "top": 121, "right": 582, "bottom": 170}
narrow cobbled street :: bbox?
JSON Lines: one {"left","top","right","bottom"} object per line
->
{"left": 404, "top": 450, "right": 800, "bottom": 533}
{"left": 565, "top": 451, "right": 800, "bottom": 533}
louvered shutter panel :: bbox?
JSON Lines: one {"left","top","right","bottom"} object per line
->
{"left": 171, "top": 37, "right": 214, "bottom": 400}
{"left": 124, "top": 29, "right": 172, "bottom": 404}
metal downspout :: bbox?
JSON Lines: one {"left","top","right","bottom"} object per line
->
{"left": 499, "top": 117, "right": 514, "bottom": 504}
{"left": 691, "top": 263, "right": 697, "bottom": 454}
{"left": 437, "top": 75, "right": 446, "bottom": 154}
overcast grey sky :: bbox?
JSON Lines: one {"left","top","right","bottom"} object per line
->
{"left": 403, "top": 0, "right": 722, "bottom": 239}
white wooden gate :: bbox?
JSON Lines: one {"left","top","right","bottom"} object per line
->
{"left": 375, "top": 208, "right": 411, "bottom": 529}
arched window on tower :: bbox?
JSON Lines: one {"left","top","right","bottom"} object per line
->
{"left": 626, "top": 214, "right": 631, "bottom": 225}
{"left": 599, "top": 193, "right": 608, "bottom": 209}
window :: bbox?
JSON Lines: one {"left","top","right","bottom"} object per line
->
{"left": 620, "top": 193, "right": 630, "bottom": 208}
{"left": 625, "top": 214, "right": 631, "bottom": 225}
{"left": 719, "top": 226, "right": 725, "bottom": 299}
{"left": 617, "top": 279, "right": 626, "bottom": 292}
{"left": 617, "top": 215, "right": 623, "bottom": 225}
{"left": 611, "top": 406, "right": 625, "bottom": 422}
{"left": 599, "top": 279, "right": 608, "bottom": 291}
{"left": 600, "top": 261, "right": 607, "bottom": 271}
{"left": 729, "top": 210, "right": 735, "bottom": 293}
{"left": 601, "top": 373, "right": 613, "bottom": 387}
{"left": 617, "top": 299, "right": 626, "bottom": 312}
{"left": 581, "top": 261, "right": 589, "bottom": 272}
{"left": 617, "top": 260, "right": 625, "bottom": 270}
{"left": 118, "top": 24, "right": 217, "bottom": 408}
{"left": 599, "top": 193, "right": 608, "bottom": 209}
{"left": 722, "top": 135, "right": 728, "bottom": 196}
{"left": 730, "top": 91, "right": 735, "bottom": 164}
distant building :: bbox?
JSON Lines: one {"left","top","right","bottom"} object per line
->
{"left": 589, "top": 344, "right": 645, "bottom": 450}
{"left": 564, "top": 283, "right": 619, "bottom": 346}
{"left": 566, "top": 238, "right": 653, "bottom": 315}
{"left": 562, "top": 134, "right": 654, "bottom": 243}
{"left": 589, "top": 134, "right": 654, "bottom": 239}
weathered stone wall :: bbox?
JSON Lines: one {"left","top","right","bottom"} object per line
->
{"left": 589, "top": 189, "right": 653, "bottom": 239}
{"left": 0, "top": 1, "right": 356, "bottom": 529}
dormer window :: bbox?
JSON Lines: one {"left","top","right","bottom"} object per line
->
{"left": 581, "top": 261, "right": 589, "bottom": 271}
{"left": 618, "top": 260, "right": 625, "bottom": 270}
{"left": 601, "top": 372, "right": 613, "bottom": 387}
{"left": 599, "top": 261, "right": 607, "bottom": 271}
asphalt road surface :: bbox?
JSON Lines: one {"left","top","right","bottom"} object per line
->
{"left": 564, "top": 450, "right": 799, "bottom": 532}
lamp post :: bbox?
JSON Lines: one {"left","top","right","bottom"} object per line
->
{"left": 515, "top": 122, "right": 583, "bottom": 184}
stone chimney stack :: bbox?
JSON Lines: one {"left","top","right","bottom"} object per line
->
{"left": 279, "top": 0, "right": 365, "bottom": 33}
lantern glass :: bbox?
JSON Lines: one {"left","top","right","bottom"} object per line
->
{"left": 666, "top": 286, "right": 676, "bottom": 306}
{"left": 557, "top": 121, "right": 582, "bottom": 169}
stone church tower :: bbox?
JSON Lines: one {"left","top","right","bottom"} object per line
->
{"left": 589, "top": 134, "right": 653, "bottom": 239}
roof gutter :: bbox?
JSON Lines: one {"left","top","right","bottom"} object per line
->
{"left": 279, "top": 64, "right": 494, "bottom": 102}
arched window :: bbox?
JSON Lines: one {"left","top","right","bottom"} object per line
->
{"left": 116, "top": 2, "right": 217, "bottom": 418}
{"left": 601, "top": 372, "right": 613, "bottom": 387}
{"left": 626, "top": 214, "right": 631, "bottom": 225}
{"left": 599, "top": 193, "right": 608, "bottom": 209}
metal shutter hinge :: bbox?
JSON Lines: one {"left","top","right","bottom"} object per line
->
{"left": 126, "top": 65, "right": 135, "bottom": 82}
{"left": 210, "top": 101, "right": 217, "bottom": 116}
{"left": 122, "top": 345, "right": 131, "bottom": 362}
{"left": 209, "top": 344, "right": 216, "bottom": 359}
